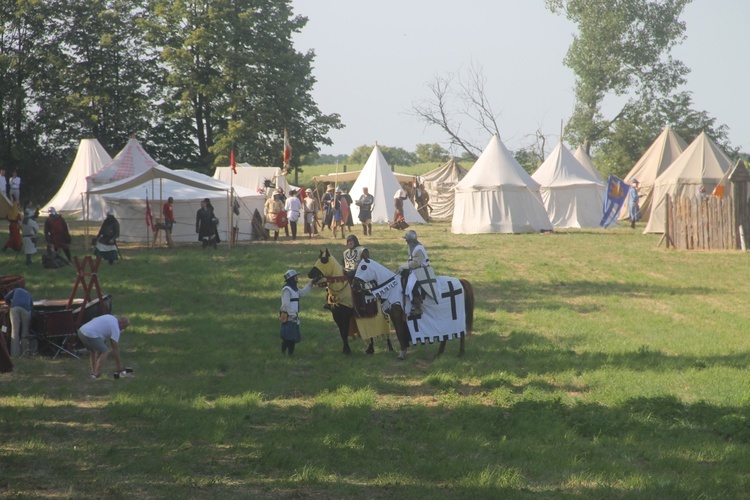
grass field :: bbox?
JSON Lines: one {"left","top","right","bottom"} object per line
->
{"left": 2, "top": 220, "right": 750, "bottom": 498}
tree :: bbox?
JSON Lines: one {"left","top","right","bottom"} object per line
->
{"left": 546, "top": 0, "right": 692, "bottom": 154}
{"left": 415, "top": 143, "right": 449, "bottom": 163}
{"left": 347, "top": 144, "right": 417, "bottom": 167}
{"left": 144, "top": 0, "right": 342, "bottom": 177}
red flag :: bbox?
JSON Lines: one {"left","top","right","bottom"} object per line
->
{"left": 283, "top": 128, "right": 291, "bottom": 167}
{"left": 230, "top": 149, "right": 237, "bottom": 175}
{"left": 146, "top": 198, "right": 156, "bottom": 233}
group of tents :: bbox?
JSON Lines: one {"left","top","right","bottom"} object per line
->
{"left": 417, "top": 127, "right": 735, "bottom": 235}
{"left": 5, "top": 126, "right": 734, "bottom": 243}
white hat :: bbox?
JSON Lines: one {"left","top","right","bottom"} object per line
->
{"left": 106, "top": 209, "right": 114, "bottom": 216}
{"left": 48, "top": 207, "right": 57, "bottom": 215}
{"left": 284, "top": 269, "right": 299, "bottom": 281}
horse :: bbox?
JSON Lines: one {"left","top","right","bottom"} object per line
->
{"left": 353, "top": 256, "right": 474, "bottom": 360}
{"left": 307, "top": 249, "right": 393, "bottom": 354}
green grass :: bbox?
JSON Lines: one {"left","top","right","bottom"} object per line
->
{"left": 3, "top": 221, "right": 750, "bottom": 498}
{"left": 293, "top": 162, "right": 445, "bottom": 189}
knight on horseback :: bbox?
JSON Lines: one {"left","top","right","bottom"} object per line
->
{"left": 343, "top": 234, "right": 367, "bottom": 280}
{"left": 396, "top": 230, "right": 436, "bottom": 316}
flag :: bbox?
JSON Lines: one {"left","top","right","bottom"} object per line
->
{"left": 712, "top": 160, "right": 737, "bottom": 198}
{"left": 230, "top": 148, "right": 237, "bottom": 175}
{"left": 283, "top": 128, "right": 291, "bottom": 167}
{"left": 145, "top": 197, "right": 156, "bottom": 233}
{"left": 600, "top": 174, "right": 630, "bottom": 228}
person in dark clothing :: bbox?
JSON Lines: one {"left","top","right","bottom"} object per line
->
{"left": 44, "top": 207, "right": 72, "bottom": 262}
{"left": 94, "top": 210, "right": 120, "bottom": 264}
{"left": 196, "top": 198, "right": 220, "bottom": 249}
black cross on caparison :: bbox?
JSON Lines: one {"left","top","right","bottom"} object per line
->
{"left": 440, "top": 281, "right": 463, "bottom": 320}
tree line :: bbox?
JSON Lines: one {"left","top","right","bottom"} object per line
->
{"left": 1, "top": 0, "right": 341, "bottom": 204}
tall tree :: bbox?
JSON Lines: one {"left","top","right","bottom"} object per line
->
{"left": 546, "top": 0, "right": 692, "bottom": 154}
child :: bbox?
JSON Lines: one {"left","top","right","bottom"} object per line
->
{"left": 279, "top": 269, "right": 313, "bottom": 355}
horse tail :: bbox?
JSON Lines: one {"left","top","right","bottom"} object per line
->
{"left": 460, "top": 279, "right": 474, "bottom": 335}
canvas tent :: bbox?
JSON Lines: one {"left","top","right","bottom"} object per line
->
{"left": 346, "top": 145, "right": 424, "bottom": 224}
{"left": 644, "top": 131, "right": 733, "bottom": 234}
{"left": 532, "top": 142, "right": 606, "bottom": 228}
{"left": 85, "top": 137, "right": 162, "bottom": 220}
{"left": 421, "top": 159, "right": 468, "bottom": 219}
{"left": 41, "top": 138, "right": 112, "bottom": 218}
{"left": 617, "top": 126, "right": 687, "bottom": 223}
{"left": 452, "top": 135, "right": 552, "bottom": 234}
{"left": 213, "top": 163, "right": 294, "bottom": 194}
{"left": 573, "top": 146, "right": 605, "bottom": 183}
{"left": 87, "top": 164, "right": 264, "bottom": 243}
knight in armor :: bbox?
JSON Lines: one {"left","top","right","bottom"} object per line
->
{"left": 396, "top": 229, "right": 432, "bottom": 316}
{"left": 279, "top": 269, "right": 314, "bottom": 356}
{"left": 342, "top": 234, "right": 367, "bottom": 281}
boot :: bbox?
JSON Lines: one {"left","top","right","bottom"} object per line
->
{"left": 630, "top": 219, "right": 636, "bottom": 229}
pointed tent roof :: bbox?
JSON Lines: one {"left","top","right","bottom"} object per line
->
{"left": 617, "top": 126, "right": 688, "bottom": 223}
{"left": 452, "top": 135, "right": 551, "bottom": 234}
{"left": 41, "top": 138, "right": 112, "bottom": 217}
{"left": 644, "top": 131, "right": 733, "bottom": 233}
{"left": 213, "top": 163, "right": 295, "bottom": 194}
{"left": 573, "top": 145, "right": 605, "bottom": 183}
{"left": 532, "top": 142, "right": 606, "bottom": 228}
{"left": 421, "top": 158, "right": 469, "bottom": 219}
{"left": 348, "top": 144, "right": 425, "bottom": 224}
{"left": 87, "top": 137, "right": 160, "bottom": 187}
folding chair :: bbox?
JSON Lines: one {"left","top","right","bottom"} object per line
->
{"left": 31, "top": 310, "right": 80, "bottom": 359}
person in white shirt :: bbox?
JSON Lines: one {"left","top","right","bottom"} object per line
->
{"left": 279, "top": 270, "right": 313, "bottom": 355}
{"left": 0, "top": 169, "right": 7, "bottom": 198}
{"left": 77, "top": 314, "right": 130, "bottom": 379}
{"left": 8, "top": 170, "right": 20, "bottom": 203}
{"left": 284, "top": 189, "right": 303, "bottom": 240}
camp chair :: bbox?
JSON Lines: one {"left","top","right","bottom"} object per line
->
{"left": 31, "top": 310, "right": 80, "bottom": 359}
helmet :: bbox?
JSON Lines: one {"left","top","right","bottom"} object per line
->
{"left": 284, "top": 269, "right": 299, "bottom": 281}
{"left": 403, "top": 230, "right": 418, "bottom": 242}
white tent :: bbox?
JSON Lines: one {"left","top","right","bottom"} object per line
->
{"left": 532, "top": 142, "right": 606, "bottom": 229}
{"left": 421, "top": 159, "right": 469, "bottom": 219}
{"left": 88, "top": 165, "right": 264, "bottom": 243}
{"left": 644, "top": 131, "right": 733, "bottom": 234}
{"left": 573, "top": 146, "right": 605, "bottom": 183}
{"left": 42, "top": 138, "right": 112, "bottom": 218}
{"left": 347, "top": 145, "right": 425, "bottom": 224}
{"left": 618, "top": 126, "right": 687, "bottom": 223}
{"left": 213, "top": 163, "right": 294, "bottom": 194}
{"left": 85, "top": 137, "right": 161, "bottom": 220}
{"left": 312, "top": 169, "right": 418, "bottom": 186}
{"left": 452, "top": 135, "right": 552, "bottom": 234}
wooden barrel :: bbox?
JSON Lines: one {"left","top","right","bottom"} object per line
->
{"left": 0, "top": 275, "right": 25, "bottom": 298}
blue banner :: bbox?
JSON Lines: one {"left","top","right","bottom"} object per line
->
{"left": 600, "top": 174, "right": 630, "bottom": 228}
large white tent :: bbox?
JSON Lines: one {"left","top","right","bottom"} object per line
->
{"left": 85, "top": 137, "right": 161, "bottom": 220}
{"left": 573, "top": 146, "right": 605, "bottom": 183}
{"left": 644, "top": 131, "right": 733, "bottom": 234}
{"left": 618, "top": 126, "right": 687, "bottom": 223}
{"left": 421, "top": 159, "right": 469, "bottom": 219}
{"left": 532, "top": 142, "right": 606, "bottom": 229}
{"left": 213, "top": 163, "right": 294, "bottom": 194}
{"left": 42, "top": 138, "right": 112, "bottom": 218}
{"left": 452, "top": 135, "right": 552, "bottom": 234}
{"left": 88, "top": 165, "right": 264, "bottom": 243}
{"left": 347, "top": 145, "right": 425, "bottom": 224}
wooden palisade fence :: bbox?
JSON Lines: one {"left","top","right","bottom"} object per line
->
{"left": 665, "top": 160, "right": 750, "bottom": 250}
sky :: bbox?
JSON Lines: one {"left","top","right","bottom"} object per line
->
{"left": 291, "top": 1, "right": 750, "bottom": 158}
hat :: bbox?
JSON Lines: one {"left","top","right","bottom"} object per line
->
{"left": 631, "top": 178, "right": 639, "bottom": 184}
{"left": 106, "top": 209, "right": 114, "bottom": 216}
{"left": 327, "top": 185, "right": 334, "bottom": 191}
{"left": 48, "top": 207, "right": 57, "bottom": 215}
{"left": 284, "top": 269, "right": 299, "bottom": 281}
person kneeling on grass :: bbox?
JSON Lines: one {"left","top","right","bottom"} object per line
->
{"left": 77, "top": 314, "right": 130, "bottom": 379}
{"left": 279, "top": 269, "right": 313, "bottom": 356}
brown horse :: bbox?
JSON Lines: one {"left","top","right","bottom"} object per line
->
{"left": 353, "top": 256, "right": 474, "bottom": 360}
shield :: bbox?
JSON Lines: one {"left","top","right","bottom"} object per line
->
{"left": 275, "top": 211, "right": 288, "bottom": 228}
{"left": 340, "top": 197, "right": 349, "bottom": 224}
{"left": 413, "top": 266, "right": 439, "bottom": 302}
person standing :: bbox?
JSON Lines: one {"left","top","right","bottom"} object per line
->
{"left": 276, "top": 188, "right": 290, "bottom": 237}
{"left": 279, "top": 269, "right": 313, "bottom": 356}
{"left": 3, "top": 196, "right": 22, "bottom": 252}
{"left": 284, "top": 189, "right": 302, "bottom": 240}
{"left": 264, "top": 191, "right": 284, "bottom": 241}
{"left": 341, "top": 187, "right": 354, "bottom": 235}
{"left": 4, "top": 286, "right": 32, "bottom": 357}
{"left": 196, "top": 198, "right": 220, "bottom": 249}
{"left": 95, "top": 209, "right": 120, "bottom": 264}
{"left": 355, "top": 187, "right": 374, "bottom": 236}
{"left": 44, "top": 207, "right": 72, "bottom": 262}
{"left": 0, "top": 169, "right": 7, "bottom": 198}
{"left": 321, "top": 185, "right": 335, "bottom": 231}
{"left": 8, "top": 171, "right": 20, "bottom": 204}
{"left": 628, "top": 179, "right": 640, "bottom": 229}
{"left": 331, "top": 186, "right": 345, "bottom": 239}
{"left": 77, "top": 314, "right": 130, "bottom": 379}
{"left": 302, "top": 188, "right": 319, "bottom": 238}
{"left": 20, "top": 209, "right": 39, "bottom": 266}
{"left": 162, "top": 197, "right": 175, "bottom": 248}
{"left": 391, "top": 190, "right": 409, "bottom": 230}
